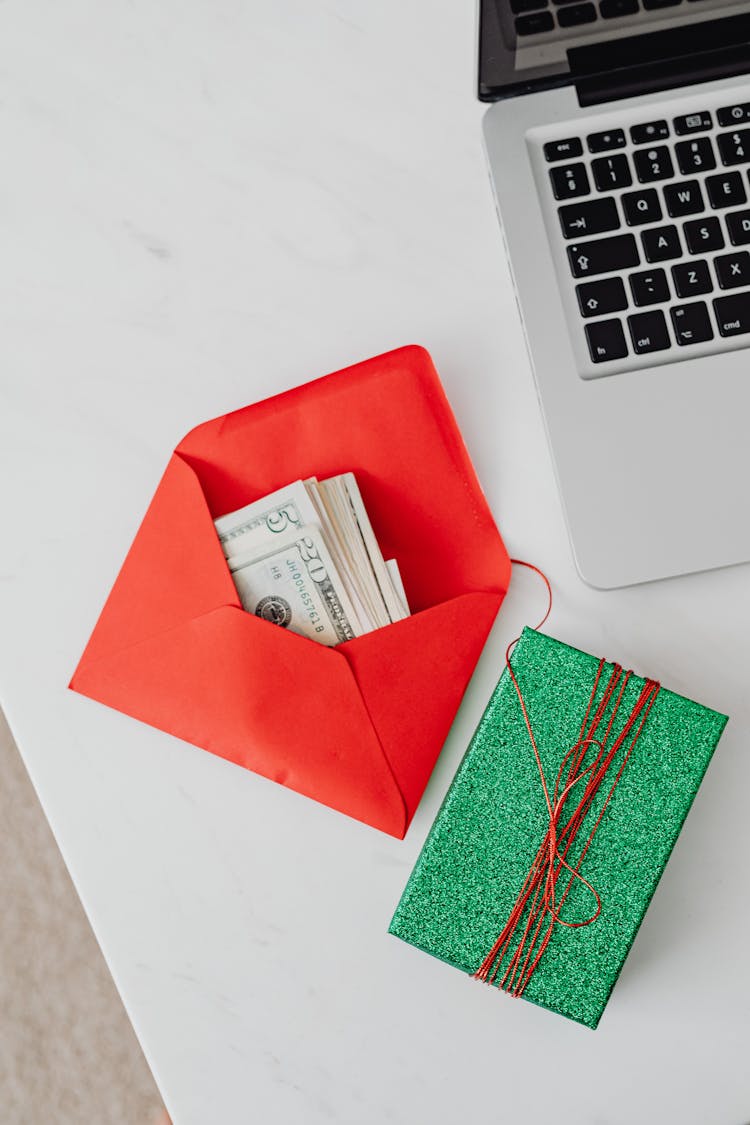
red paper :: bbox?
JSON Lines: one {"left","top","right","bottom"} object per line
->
{"left": 70, "top": 346, "right": 510, "bottom": 836}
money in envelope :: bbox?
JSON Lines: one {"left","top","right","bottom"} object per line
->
{"left": 70, "top": 346, "right": 510, "bottom": 835}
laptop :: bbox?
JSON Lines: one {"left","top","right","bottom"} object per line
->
{"left": 480, "top": 0, "right": 750, "bottom": 587}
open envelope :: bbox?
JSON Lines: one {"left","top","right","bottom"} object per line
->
{"left": 70, "top": 346, "right": 511, "bottom": 837}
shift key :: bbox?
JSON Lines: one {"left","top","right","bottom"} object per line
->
{"left": 567, "top": 233, "right": 639, "bottom": 278}
{"left": 713, "top": 292, "right": 750, "bottom": 336}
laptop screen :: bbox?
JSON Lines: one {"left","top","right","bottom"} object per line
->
{"left": 478, "top": 0, "right": 750, "bottom": 101}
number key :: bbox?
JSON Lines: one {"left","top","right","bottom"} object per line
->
{"left": 550, "top": 163, "right": 591, "bottom": 199}
{"left": 717, "top": 128, "right": 750, "bottom": 166}
{"left": 592, "top": 154, "right": 632, "bottom": 191}
{"left": 683, "top": 216, "right": 725, "bottom": 253}
{"left": 675, "top": 137, "right": 716, "bottom": 174}
{"left": 634, "top": 146, "right": 674, "bottom": 182}
{"left": 671, "top": 260, "right": 712, "bottom": 297}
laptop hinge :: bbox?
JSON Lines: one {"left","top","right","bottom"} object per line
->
{"left": 569, "top": 12, "right": 750, "bottom": 107}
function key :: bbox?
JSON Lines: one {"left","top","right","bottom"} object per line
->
{"left": 717, "top": 128, "right": 750, "bottom": 166}
{"left": 675, "top": 136, "right": 716, "bottom": 174}
{"left": 673, "top": 111, "right": 713, "bottom": 135}
{"left": 717, "top": 103, "right": 750, "bottom": 127}
{"left": 627, "top": 309, "right": 670, "bottom": 355}
{"left": 575, "top": 277, "right": 628, "bottom": 318}
{"left": 630, "top": 120, "right": 669, "bottom": 145}
{"left": 515, "top": 10, "right": 554, "bottom": 32}
{"left": 584, "top": 318, "right": 629, "bottom": 363}
{"left": 544, "top": 136, "right": 584, "bottom": 162}
{"left": 587, "top": 128, "right": 626, "bottom": 153}
{"left": 634, "top": 145, "right": 674, "bottom": 182}
{"left": 558, "top": 196, "right": 620, "bottom": 239}
{"left": 557, "top": 2, "right": 596, "bottom": 24}
{"left": 600, "top": 0, "right": 638, "bottom": 17}
{"left": 643, "top": 0, "right": 681, "bottom": 7}
{"left": 567, "top": 233, "right": 639, "bottom": 277}
{"left": 670, "top": 302, "right": 714, "bottom": 346}
{"left": 549, "top": 162, "right": 590, "bottom": 199}
{"left": 592, "top": 153, "right": 632, "bottom": 190}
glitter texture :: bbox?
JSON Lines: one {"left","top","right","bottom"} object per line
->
{"left": 389, "top": 629, "right": 728, "bottom": 1029}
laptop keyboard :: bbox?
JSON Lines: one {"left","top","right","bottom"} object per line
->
{"left": 514, "top": 0, "right": 696, "bottom": 38}
{"left": 536, "top": 95, "right": 750, "bottom": 374}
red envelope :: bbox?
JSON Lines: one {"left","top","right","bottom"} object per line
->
{"left": 70, "top": 346, "right": 510, "bottom": 836}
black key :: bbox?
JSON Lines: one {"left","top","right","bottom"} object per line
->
{"left": 550, "top": 163, "right": 590, "bottom": 199}
{"left": 642, "top": 224, "right": 681, "bottom": 262}
{"left": 558, "top": 2, "right": 597, "bottom": 24}
{"left": 544, "top": 137, "right": 583, "bottom": 162}
{"left": 718, "top": 128, "right": 750, "bottom": 166}
{"left": 684, "top": 216, "right": 725, "bottom": 253}
{"left": 663, "top": 180, "right": 704, "bottom": 217}
{"left": 714, "top": 250, "right": 750, "bottom": 289}
{"left": 717, "top": 103, "right": 750, "bottom": 127}
{"left": 726, "top": 208, "right": 750, "bottom": 245}
{"left": 600, "top": 0, "right": 638, "bottom": 15}
{"left": 576, "top": 276, "right": 628, "bottom": 317}
{"left": 627, "top": 309, "right": 671, "bottom": 353}
{"left": 587, "top": 128, "right": 626, "bottom": 153}
{"left": 674, "top": 111, "right": 712, "bottom": 135}
{"left": 558, "top": 196, "right": 620, "bottom": 239}
{"left": 672, "top": 259, "right": 712, "bottom": 297}
{"left": 585, "top": 318, "right": 629, "bottom": 363}
{"left": 629, "top": 268, "right": 670, "bottom": 306}
{"left": 713, "top": 292, "right": 750, "bottom": 336}
{"left": 511, "top": 0, "right": 548, "bottom": 11}
{"left": 592, "top": 154, "right": 632, "bottom": 191}
{"left": 567, "top": 233, "right": 639, "bottom": 277}
{"left": 516, "top": 11, "right": 555, "bottom": 33}
{"left": 706, "top": 171, "right": 747, "bottom": 208}
{"left": 622, "top": 188, "right": 662, "bottom": 226}
{"left": 634, "top": 146, "right": 674, "bottom": 182}
{"left": 643, "top": 0, "right": 681, "bottom": 7}
{"left": 630, "top": 120, "right": 669, "bottom": 144}
{"left": 670, "top": 302, "right": 714, "bottom": 345}
{"left": 675, "top": 137, "right": 716, "bottom": 174}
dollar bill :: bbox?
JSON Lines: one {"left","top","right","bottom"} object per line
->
{"left": 227, "top": 524, "right": 361, "bottom": 645}
{"left": 215, "top": 480, "right": 321, "bottom": 559}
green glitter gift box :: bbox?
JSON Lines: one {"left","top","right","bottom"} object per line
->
{"left": 389, "top": 628, "right": 727, "bottom": 1029}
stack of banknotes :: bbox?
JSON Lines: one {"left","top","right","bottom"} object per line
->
{"left": 214, "top": 474, "right": 410, "bottom": 645}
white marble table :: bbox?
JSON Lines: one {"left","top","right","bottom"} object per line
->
{"left": 2, "top": 3, "right": 749, "bottom": 1122}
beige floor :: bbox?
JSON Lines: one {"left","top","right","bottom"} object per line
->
{"left": 0, "top": 711, "right": 165, "bottom": 1124}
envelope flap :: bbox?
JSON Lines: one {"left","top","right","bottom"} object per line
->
{"left": 75, "top": 454, "right": 239, "bottom": 672}
{"left": 72, "top": 605, "right": 408, "bottom": 836}
{"left": 175, "top": 346, "right": 511, "bottom": 612}
{"left": 340, "top": 591, "right": 502, "bottom": 823}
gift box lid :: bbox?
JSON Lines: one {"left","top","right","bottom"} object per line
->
{"left": 389, "top": 628, "right": 728, "bottom": 1027}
